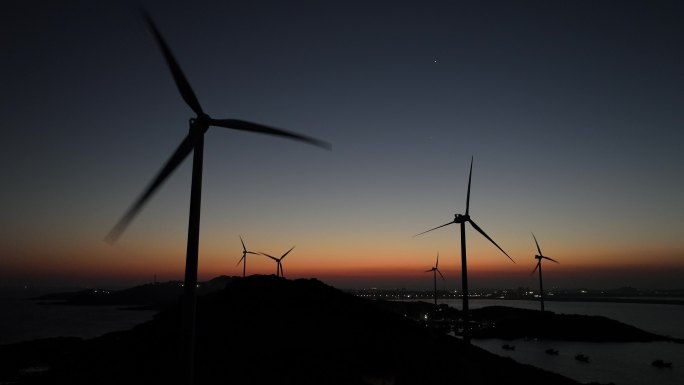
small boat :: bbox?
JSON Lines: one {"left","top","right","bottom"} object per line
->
{"left": 575, "top": 354, "right": 589, "bottom": 363}
{"left": 545, "top": 348, "right": 559, "bottom": 355}
{"left": 652, "top": 360, "right": 672, "bottom": 368}
{"left": 501, "top": 344, "right": 515, "bottom": 351}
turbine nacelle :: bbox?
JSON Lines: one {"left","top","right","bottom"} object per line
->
{"left": 453, "top": 213, "right": 469, "bottom": 223}
{"left": 189, "top": 115, "right": 210, "bottom": 131}
{"left": 534, "top": 254, "right": 559, "bottom": 264}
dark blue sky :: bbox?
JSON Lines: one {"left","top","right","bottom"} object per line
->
{"left": 1, "top": 0, "right": 683, "bottom": 289}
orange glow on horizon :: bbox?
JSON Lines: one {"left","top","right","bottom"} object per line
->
{"left": 2, "top": 234, "right": 683, "bottom": 289}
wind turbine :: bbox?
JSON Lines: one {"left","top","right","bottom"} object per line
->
{"left": 424, "top": 252, "right": 445, "bottom": 306}
{"left": 260, "top": 246, "right": 295, "bottom": 278}
{"left": 531, "top": 233, "right": 559, "bottom": 312}
{"left": 237, "top": 236, "right": 258, "bottom": 278}
{"left": 414, "top": 157, "right": 514, "bottom": 343}
{"left": 105, "top": 10, "right": 330, "bottom": 385}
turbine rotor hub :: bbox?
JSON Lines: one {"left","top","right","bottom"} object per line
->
{"left": 454, "top": 213, "right": 469, "bottom": 223}
{"left": 189, "top": 113, "right": 211, "bottom": 131}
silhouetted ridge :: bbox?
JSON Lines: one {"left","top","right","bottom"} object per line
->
{"left": 2, "top": 276, "right": 579, "bottom": 385}
{"left": 35, "top": 276, "right": 235, "bottom": 308}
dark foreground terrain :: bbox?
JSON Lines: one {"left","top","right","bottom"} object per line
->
{"left": 0, "top": 275, "right": 582, "bottom": 385}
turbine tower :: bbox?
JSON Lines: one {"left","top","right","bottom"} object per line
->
{"left": 106, "top": 11, "right": 330, "bottom": 385}
{"left": 237, "top": 236, "right": 258, "bottom": 278}
{"left": 531, "top": 233, "right": 559, "bottom": 312}
{"left": 414, "top": 157, "right": 514, "bottom": 343}
{"left": 260, "top": 246, "right": 295, "bottom": 278}
{"left": 424, "top": 252, "right": 445, "bottom": 306}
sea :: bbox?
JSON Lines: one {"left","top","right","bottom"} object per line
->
{"left": 1, "top": 290, "right": 682, "bottom": 385}
{"left": 0, "top": 289, "right": 157, "bottom": 345}
{"left": 438, "top": 298, "right": 684, "bottom": 385}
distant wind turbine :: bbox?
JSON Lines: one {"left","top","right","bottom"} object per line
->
{"left": 105, "top": 10, "right": 330, "bottom": 385}
{"left": 531, "top": 233, "right": 559, "bottom": 312}
{"left": 424, "top": 252, "right": 445, "bottom": 306}
{"left": 237, "top": 236, "right": 258, "bottom": 278}
{"left": 414, "top": 157, "right": 514, "bottom": 343}
{"left": 260, "top": 246, "right": 295, "bottom": 278}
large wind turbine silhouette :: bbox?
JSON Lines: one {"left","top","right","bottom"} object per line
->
{"left": 260, "top": 246, "right": 295, "bottom": 278}
{"left": 425, "top": 252, "right": 445, "bottom": 306}
{"left": 237, "top": 236, "right": 258, "bottom": 278}
{"left": 414, "top": 157, "right": 514, "bottom": 343}
{"left": 105, "top": 11, "right": 330, "bottom": 385}
{"left": 531, "top": 233, "right": 559, "bottom": 312}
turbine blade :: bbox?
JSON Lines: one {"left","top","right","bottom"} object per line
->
{"left": 141, "top": 10, "right": 204, "bottom": 116}
{"left": 436, "top": 252, "right": 439, "bottom": 268}
{"left": 532, "top": 232, "right": 542, "bottom": 255}
{"left": 413, "top": 221, "right": 454, "bottom": 237}
{"left": 466, "top": 156, "right": 473, "bottom": 215}
{"left": 425, "top": 269, "right": 433, "bottom": 273}
{"left": 236, "top": 255, "right": 245, "bottom": 266}
{"left": 106, "top": 132, "right": 198, "bottom": 242}
{"left": 259, "top": 252, "right": 278, "bottom": 261}
{"left": 531, "top": 262, "right": 540, "bottom": 275}
{"left": 246, "top": 251, "right": 259, "bottom": 255}
{"left": 279, "top": 263, "right": 284, "bottom": 277}
{"left": 240, "top": 236, "right": 246, "bottom": 252}
{"left": 437, "top": 269, "right": 445, "bottom": 280}
{"left": 468, "top": 219, "right": 515, "bottom": 263}
{"left": 209, "top": 119, "right": 331, "bottom": 150}
{"left": 280, "top": 246, "right": 295, "bottom": 260}
{"left": 543, "top": 256, "right": 560, "bottom": 264}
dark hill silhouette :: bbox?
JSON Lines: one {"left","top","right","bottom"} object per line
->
{"left": 469, "top": 306, "right": 680, "bottom": 342}
{"left": 3, "top": 276, "right": 580, "bottom": 385}
{"left": 35, "top": 276, "right": 235, "bottom": 309}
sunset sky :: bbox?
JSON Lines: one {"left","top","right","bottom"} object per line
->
{"left": 2, "top": 0, "right": 683, "bottom": 290}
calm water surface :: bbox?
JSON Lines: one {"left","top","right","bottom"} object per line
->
{"left": 0, "top": 294, "right": 156, "bottom": 345}
{"left": 434, "top": 298, "right": 684, "bottom": 385}
{"left": 473, "top": 339, "right": 683, "bottom": 385}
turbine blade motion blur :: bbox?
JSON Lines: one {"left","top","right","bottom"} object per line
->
{"left": 468, "top": 220, "right": 515, "bottom": 263}
{"left": 209, "top": 119, "right": 331, "bottom": 150}
{"left": 106, "top": 132, "right": 199, "bottom": 242}
{"left": 113, "top": 10, "right": 332, "bottom": 383}
{"left": 414, "top": 221, "right": 454, "bottom": 237}
{"left": 142, "top": 10, "right": 204, "bottom": 116}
